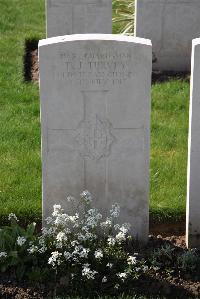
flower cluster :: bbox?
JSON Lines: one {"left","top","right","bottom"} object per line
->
{"left": 16, "top": 236, "right": 26, "bottom": 246}
{"left": 8, "top": 213, "right": 18, "bottom": 222}
{"left": 0, "top": 252, "right": 7, "bottom": 258}
{"left": 0, "top": 191, "right": 148, "bottom": 295}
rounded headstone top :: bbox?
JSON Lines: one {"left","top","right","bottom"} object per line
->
{"left": 39, "top": 34, "right": 152, "bottom": 47}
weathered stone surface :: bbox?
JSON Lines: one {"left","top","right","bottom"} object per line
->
{"left": 187, "top": 38, "right": 200, "bottom": 249}
{"left": 135, "top": 0, "right": 200, "bottom": 71}
{"left": 39, "top": 34, "right": 152, "bottom": 242}
{"left": 46, "top": 0, "right": 112, "bottom": 38}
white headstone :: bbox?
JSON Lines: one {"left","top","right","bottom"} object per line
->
{"left": 187, "top": 38, "right": 200, "bottom": 248}
{"left": 39, "top": 34, "right": 152, "bottom": 242}
{"left": 46, "top": 0, "right": 112, "bottom": 38}
{"left": 135, "top": 0, "right": 200, "bottom": 72}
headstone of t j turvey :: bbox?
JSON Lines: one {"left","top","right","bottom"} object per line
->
{"left": 39, "top": 34, "right": 152, "bottom": 242}
{"left": 46, "top": 0, "right": 112, "bottom": 37}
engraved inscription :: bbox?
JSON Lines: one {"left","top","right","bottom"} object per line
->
{"left": 75, "top": 115, "right": 115, "bottom": 160}
{"left": 53, "top": 50, "right": 134, "bottom": 88}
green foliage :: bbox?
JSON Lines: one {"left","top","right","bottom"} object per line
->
{"left": 150, "top": 244, "right": 200, "bottom": 280}
{"left": 177, "top": 250, "right": 200, "bottom": 279}
{"left": 113, "top": 0, "right": 135, "bottom": 35}
{"left": 0, "top": 214, "right": 36, "bottom": 278}
{"left": 151, "top": 244, "right": 176, "bottom": 270}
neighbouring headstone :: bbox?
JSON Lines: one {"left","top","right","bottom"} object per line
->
{"left": 135, "top": 0, "right": 200, "bottom": 72}
{"left": 39, "top": 34, "right": 152, "bottom": 242}
{"left": 187, "top": 38, "right": 200, "bottom": 248}
{"left": 46, "top": 0, "right": 112, "bottom": 38}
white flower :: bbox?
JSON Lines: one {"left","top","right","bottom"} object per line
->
{"left": 142, "top": 265, "right": 149, "bottom": 272}
{"left": 8, "top": 213, "right": 18, "bottom": 222}
{"left": 116, "top": 231, "right": 126, "bottom": 243}
{"left": 120, "top": 223, "right": 130, "bottom": 234}
{"left": 87, "top": 208, "right": 102, "bottom": 220}
{"left": 38, "top": 236, "right": 45, "bottom": 246}
{"left": 54, "top": 213, "right": 69, "bottom": 226}
{"left": 16, "top": 236, "right": 26, "bottom": 246}
{"left": 108, "top": 236, "right": 116, "bottom": 246}
{"left": 114, "top": 284, "right": 120, "bottom": 289}
{"left": 84, "top": 209, "right": 102, "bottom": 229}
{"left": 100, "top": 218, "right": 112, "bottom": 228}
{"left": 85, "top": 232, "right": 97, "bottom": 240}
{"left": 45, "top": 217, "right": 53, "bottom": 225}
{"left": 82, "top": 264, "right": 97, "bottom": 280}
{"left": 127, "top": 255, "right": 137, "bottom": 265}
{"left": 55, "top": 242, "right": 63, "bottom": 249}
{"left": 117, "top": 272, "right": 127, "bottom": 281}
{"left": 78, "top": 232, "right": 96, "bottom": 241}
{"left": 102, "top": 276, "right": 107, "bottom": 283}
{"left": 106, "top": 263, "right": 113, "bottom": 268}
{"left": 82, "top": 225, "right": 89, "bottom": 232}
{"left": 52, "top": 204, "right": 62, "bottom": 217}
{"left": 71, "top": 240, "right": 79, "bottom": 247}
{"left": 135, "top": 267, "right": 141, "bottom": 272}
{"left": 27, "top": 245, "right": 38, "bottom": 254}
{"left": 38, "top": 246, "right": 47, "bottom": 254}
{"left": 80, "top": 190, "right": 92, "bottom": 204}
{"left": 115, "top": 223, "right": 131, "bottom": 242}
{"left": 77, "top": 233, "right": 87, "bottom": 242}
{"left": 94, "top": 249, "right": 103, "bottom": 259}
{"left": 56, "top": 232, "right": 68, "bottom": 243}
{"left": 65, "top": 228, "right": 71, "bottom": 234}
{"left": 64, "top": 251, "right": 72, "bottom": 261}
{"left": 37, "top": 238, "right": 48, "bottom": 253}
{"left": 48, "top": 251, "right": 62, "bottom": 267}
{"left": 42, "top": 227, "right": 55, "bottom": 236}
{"left": 110, "top": 203, "right": 120, "bottom": 218}
{"left": 114, "top": 224, "right": 120, "bottom": 230}
{"left": 80, "top": 248, "right": 90, "bottom": 258}
{"left": 72, "top": 246, "right": 90, "bottom": 259}
{"left": 69, "top": 213, "right": 79, "bottom": 224}
{"left": 0, "top": 252, "right": 7, "bottom": 258}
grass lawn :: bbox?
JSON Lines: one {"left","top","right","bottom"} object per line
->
{"left": 0, "top": 0, "right": 189, "bottom": 225}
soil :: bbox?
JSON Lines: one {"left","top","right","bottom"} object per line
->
{"left": 23, "top": 40, "right": 39, "bottom": 83}
{"left": 31, "top": 49, "right": 39, "bottom": 83}
{"left": 150, "top": 220, "right": 185, "bottom": 237}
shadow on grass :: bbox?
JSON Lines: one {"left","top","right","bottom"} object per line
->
{"left": 152, "top": 71, "right": 190, "bottom": 84}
